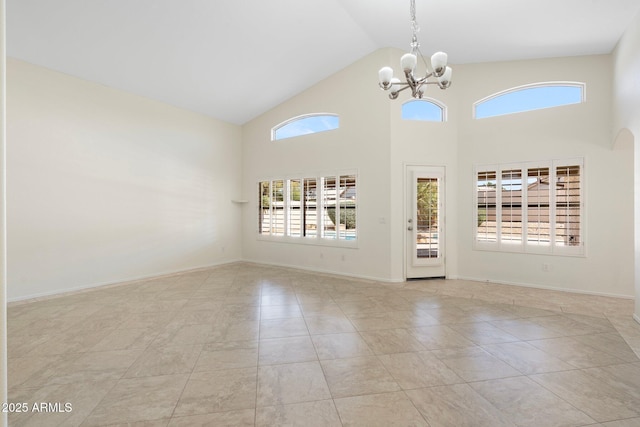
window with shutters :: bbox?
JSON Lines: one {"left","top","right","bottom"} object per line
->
{"left": 474, "top": 158, "right": 584, "bottom": 256}
{"left": 258, "top": 172, "right": 357, "bottom": 246}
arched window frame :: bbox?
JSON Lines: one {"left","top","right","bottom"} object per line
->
{"left": 473, "top": 81, "right": 586, "bottom": 119}
{"left": 271, "top": 113, "right": 340, "bottom": 141}
{"left": 401, "top": 98, "right": 447, "bottom": 122}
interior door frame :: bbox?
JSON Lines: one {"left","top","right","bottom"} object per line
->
{"left": 403, "top": 163, "right": 446, "bottom": 280}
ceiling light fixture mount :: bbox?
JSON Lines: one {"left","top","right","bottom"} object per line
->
{"left": 378, "top": 0, "right": 452, "bottom": 99}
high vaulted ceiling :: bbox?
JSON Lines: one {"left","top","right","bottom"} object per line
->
{"left": 8, "top": 0, "right": 640, "bottom": 124}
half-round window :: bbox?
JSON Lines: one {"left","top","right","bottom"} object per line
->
{"left": 474, "top": 82, "right": 585, "bottom": 119}
{"left": 272, "top": 113, "right": 339, "bottom": 141}
{"left": 401, "top": 99, "right": 446, "bottom": 122}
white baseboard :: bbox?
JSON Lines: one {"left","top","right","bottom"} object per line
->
{"left": 8, "top": 259, "right": 243, "bottom": 304}
{"left": 241, "top": 258, "right": 404, "bottom": 284}
{"left": 456, "top": 275, "right": 634, "bottom": 300}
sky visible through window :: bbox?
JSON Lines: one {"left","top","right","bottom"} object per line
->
{"left": 274, "top": 115, "right": 339, "bottom": 140}
{"left": 475, "top": 85, "right": 583, "bottom": 119}
{"left": 402, "top": 100, "right": 443, "bottom": 121}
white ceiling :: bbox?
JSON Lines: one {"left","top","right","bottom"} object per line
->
{"left": 7, "top": 0, "right": 640, "bottom": 124}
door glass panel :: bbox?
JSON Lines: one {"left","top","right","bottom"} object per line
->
{"left": 416, "top": 178, "right": 439, "bottom": 259}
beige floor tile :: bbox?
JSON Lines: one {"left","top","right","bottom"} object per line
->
{"left": 124, "top": 344, "right": 202, "bottom": 378}
{"left": 448, "top": 322, "right": 521, "bottom": 345}
{"left": 170, "top": 309, "right": 219, "bottom": 325}
{"left": 334, "top": 391, "right": 428, "bottom": 427}
{"left": 601, "top": 419, "right": 640, "bottom": 427}
{"left": 378, "top": 351, "right": 463, "bottom": 389}
{"left": 530, "top": 370, "right": 640, "bottom": 422}
{"left": 208, "top": 319, "right": 260, "bottom": 342}
{"left": 299, "top": 301, "right": 344, "bottom": 317}
{"left": 481, "top": 341, "right": 575, "bottom": 375}
{"left": 258, "top": 336, "right": 318, "bottom": 365}
{"left": 359, "top": 328, "right": 426, "bottom": 355}
{"left": 8, "top": 355, "right": 66, "bottom": 390}
{"left": 304, "top": 315, "right": 356, "bottom": 335}
{"left": 458, "top": 305, "right": 521, "bottom": 322}
{"left": 150, "top": 323, "right": 212, "bottom": 347}
{"left": 168, "top": 409, "right": 255, "bottom": 427}
{"left": 582, "top": 363, "right": 640, "bottom": 400}
{"left": 261, "top": 293, "right": 299, "bottom": 306}
{"left": 93, "top": 327, "right": 157, "bottom": 351}
{"left": 406, "top": 383, "right": 514, "bottom": 427}
{"left": 30, "top": 329, "right": 113, "bottom": 356}
{"left": 44, "top": 348, "right": 144, "bottom": 385}
{"left": 470, "top": 376, "right": 596, "bottom": 427}
{"left": 193, "top": 341, "right": 258, "bottom": 372}
{"left": 257, "top": 361, "right": 331, "bottom": 407}
{"left": 531, "top": 315, "right": 615, "bottom": 337}
{"left": 173, "top": 368, "right": 257, "bottom": 417}
{"left": 260, "top": 304, "right": 303, "bottom": 320}
{"left": 83, "top": 374, "right": 189, "bottom": 426}
{"left": 259, "top": 317, "right": 309, "bottom": 339}
{"left": 488, "top": 318, "right": 565, "bottom": 340}
{"left": 311, "top": 332, "right": 374, "bottom": 360}
{"left": 7, "top": 333, "right": 51, "bottom": 359}
{"left": 118, "top": 311, "right": 179, "bottom": 330}
{"left": 416, "top": 306, "right": 478, "bottom": 325}
{"left": 528, "top": 337, "right": 628, "bottom": 368}
{"left": 349, "top": 310, "right": 439, "bottom": 331}
{"left": 433, "top": 346, "right": 522, "bottom": 382}
{"left": 409, "top": 325, "right": 476, "bottom": 350}
{"left": 335, "top": 298, "right": 386, "bottom": 315}
{"left": 256, "top": 400, "right": 342, "bottom": 427}
{"left": 572, "top": 333, "right": 639, "bottom": 363}
{"left": 320, "top": 356, "right": 400, "bottom": 398}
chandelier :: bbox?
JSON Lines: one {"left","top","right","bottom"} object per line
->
{"left": 378, "top": 0, "right": 452, "bottom": 99}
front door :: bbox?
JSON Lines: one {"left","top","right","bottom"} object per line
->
{"left": 406, "top": 165, "right": 445, "bottom": 279}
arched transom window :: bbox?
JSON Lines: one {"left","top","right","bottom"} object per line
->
{"left": 402, "top": 99, "right": 446, "bottom": 122}
{"left": 474, "top": 82, "right": 585, "bottom": 119}
{"left": 272, "top": 113, "right": 339, "bottom": 141}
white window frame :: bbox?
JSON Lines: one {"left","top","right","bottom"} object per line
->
{"left": 257, "top": 170, "right": 358, "bottom": 248}
{"left": 473, "top": 158, "right": 585, "bottom": 257}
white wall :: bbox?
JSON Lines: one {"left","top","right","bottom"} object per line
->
{"left": 456, "top": 55, "right": 634, "bottom": 298}
{"left": 241, "top": 50, "right": 394, "bottom": 281}
{"left": 7, "top": 59, "right": 243, "bottom": 301}
{"left": 612, "top": 9, "right": 640, "bottom": 318}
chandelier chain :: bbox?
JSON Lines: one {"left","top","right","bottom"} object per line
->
{"left": 410, "top": 0, "right": 420, "bottom": 51}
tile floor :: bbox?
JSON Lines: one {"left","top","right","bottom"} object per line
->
{"left": 6, "top": 262, "right": 640, "bottom": 426}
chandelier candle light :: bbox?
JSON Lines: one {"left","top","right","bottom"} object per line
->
{"left": 378, "top": 0, "right": 452, "bottom": 99}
